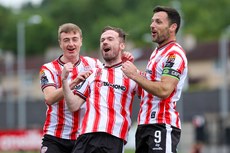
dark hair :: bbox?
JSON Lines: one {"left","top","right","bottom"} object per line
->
{"left": 153, "top": 6, "right": 181, "bottom": 34}
{"left": 102, "top": 26, "right": 127, "bottom": 42}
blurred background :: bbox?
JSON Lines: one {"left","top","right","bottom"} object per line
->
{"left": 0, "top": 0, "right": 229, "bottom": 152}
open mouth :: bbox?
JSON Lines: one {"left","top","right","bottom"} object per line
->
{"left": 67, "top": 48, "right": 75, "bottom": 52}
{"left": 103, "top": 47, "right": 111, "bottom": 52}
{"left": 151, "top": 31, "right": 157, "bottom": 36}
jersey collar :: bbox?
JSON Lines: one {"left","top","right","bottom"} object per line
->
{"left": 104, "top": 61, "right": 122, "bottom": 68}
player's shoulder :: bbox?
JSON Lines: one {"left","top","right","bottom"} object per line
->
{"left": 80, "top": 55, "right": 98, "bottom": 61}
{"left": 80, "top": 56, "right": 103, "bottom": 67}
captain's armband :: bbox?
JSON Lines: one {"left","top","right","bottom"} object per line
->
{"left": 162, "top": 68, "right": 180, "bottom": 80}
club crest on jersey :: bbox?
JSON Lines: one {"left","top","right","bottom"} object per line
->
{"left": 165, "top": 54, "right": 176, "bottom": 68}
{"left": 84, "top": 66, "right": 92, "bottom": 71}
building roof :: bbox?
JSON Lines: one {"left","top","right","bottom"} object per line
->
{"left": 187, "top": 41, "right": 230, "bottom": 61}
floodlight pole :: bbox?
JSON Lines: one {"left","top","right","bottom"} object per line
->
{"left": 17, "top": 21, "right": 26, "bottom": 129}
{"left": 17, "top": 15, "right": 42, "bottom": 129}
{"left": 219, "top": 26, "right": 230, "bottom": 120}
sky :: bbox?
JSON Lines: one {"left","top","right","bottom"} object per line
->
{"left": 0, "top": 0, "right": 42, "bottom": 9}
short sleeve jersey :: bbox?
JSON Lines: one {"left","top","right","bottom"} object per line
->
{"left": 39, "top": 55, "right": 102, "bottom": 140}
{"left": 138, "top": 41, "right": 188, "bottom": 129}
{"left": 74, "top": 62, "right": 138, "bottom": 142}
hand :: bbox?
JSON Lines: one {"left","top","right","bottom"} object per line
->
{"left": 61, "top": 62, "right": 73, "bottom": 81}
{"left": 76, "top": 71, "right": 92, "bottom": 84}
{"left": 121, "top": 61, "right": 138, "bottom": 80}
{"left": 70, "top": 71, "right": 92, "bottom": 89}
{"left": 122, "top": 51, "right": 134, "bottom": 63}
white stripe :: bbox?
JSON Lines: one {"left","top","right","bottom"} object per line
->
{"left": 166, "top": 124, "right": 173, "bottom": 153}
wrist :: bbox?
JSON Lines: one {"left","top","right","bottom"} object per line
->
{"left": 62, "top": 78, "right": 67, "bottom": 82}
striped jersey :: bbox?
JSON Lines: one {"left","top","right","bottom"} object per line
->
{"left": 74, "top": 62, "right": 139, "bottom": 142}
{"left": 39, "top": 55, "right": 102, "bottom": 140}
{"left": 138, "top": 41, "right": 188, "bottom": 129}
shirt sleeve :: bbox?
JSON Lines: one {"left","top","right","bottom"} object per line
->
{"left": 39, "top": 65, "right": 57, "bottom": 91}
{"left": 162, "top": 52, "right": 186, "bottom": 80}
{"left": 73, "top": 72, "right": 93, "bottom": 101}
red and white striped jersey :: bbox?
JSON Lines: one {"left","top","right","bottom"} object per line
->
{"left": 74, "top": 62, "right": 139, "bottom": 142}
{"left": 39, "top": 55, "right": 102, "bottom": 140}
{"left": 138, "top": 41, "right": 188, "bottom": 129}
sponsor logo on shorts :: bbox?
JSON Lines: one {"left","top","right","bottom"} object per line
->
{"left": 152, "top": 143, "right": 163, "bottom": 151}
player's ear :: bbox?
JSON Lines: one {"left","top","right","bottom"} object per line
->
{"left": 170, "top": 23, "right": 177, "bottom": 33}
{"left": 120, "top": 42, "right": 125, "bottom": 50}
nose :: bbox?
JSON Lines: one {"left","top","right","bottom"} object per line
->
{"left": 150, "top": 21, "right": 155, "bottom": 28}
{"left": 68, "top": 40, "right": 74, "bottom": 46}
{"left": 102, "top": 39, "right": 108, "bottom": 45}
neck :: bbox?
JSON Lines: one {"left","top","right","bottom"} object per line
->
{"left": 61, "top": 55, "right": 79, "bottom": 64}
{"left": 104, "top": 60, "right": 122, "bottom": 67}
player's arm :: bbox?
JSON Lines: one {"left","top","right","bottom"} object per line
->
{"left": 43, "top": 86, "right": 64, "bottom": 105}
{"left": 122, "top": 61, "right": 178, "bottom": 99}
{"left": 62, "top": 79, "right": 85, "bottom": 112}
{"left": 41, "top": 73, "right": 80, "bottom": 105}
{"left": 62, "top": 62, "right": 91, "bottom": 112}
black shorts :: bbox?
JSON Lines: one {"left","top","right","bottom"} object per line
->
{"left": 135, "top": 124, "right": 181, "bottom": 153}
{"left": 40, "top": 134, "right": 76, "bottom": 153}
{"left": 72, "top": 132, "right": 124, "bottom": 153}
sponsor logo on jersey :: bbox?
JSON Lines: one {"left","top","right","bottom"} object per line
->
{"left": 97, "top": 81, "right": 126, "bottom": 91}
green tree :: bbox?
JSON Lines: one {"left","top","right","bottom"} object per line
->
{"left": 0, "top": 0, "right": 229, "bottom": 56}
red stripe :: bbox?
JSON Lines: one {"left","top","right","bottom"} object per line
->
{"left": 81, "top": 70, "right": 97, "bottom": 134}
{"left": 53, "top": 61, "right": 65, "bottom": 138}
{"left": 70, "top": 67, "right": 78, "bottom": 139}
{"left": 147, "top": 49, "right": 158, "bottom": 68}
{"left": 145, "top": 95, "right": 153, "bottom": 124}
{"left": 160, "top": 43, "right": 176, "bottom": 55}
{"left": 80, "top": 56, "right": 90, "bottom": 67}
{"left": 156, "top": 100, "right": 165, "bottom": 123}
{"left": 144, "top": 49, "right": 158, "bottom": 124}
{"left": 138, "top": 90, "right": 147, "bottom": 123}
{"left": 107, "top": 68, "right": 115, "bottom": 134}
{"left": 43, "top": 105, "right": 52, "bottom": 134}
{"left": 91, "top": 69, "right": 102, "bottom": 132}
{"left": 165, "top": 94, "right": 174, "bottom": 124}
{"left": 157, "top": 91, "right": 174, "bottom": 124}
{"left": 120, "top": 77, "right": 134, "bottom": 139}
{"left": 173, "top": 101, "right": 180, "bottom": 127}
{"left": 81, "top": 102, "right": 89, "bottom": 134}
